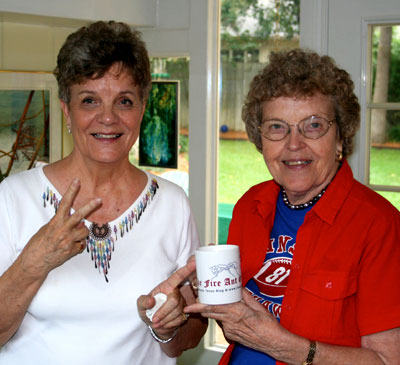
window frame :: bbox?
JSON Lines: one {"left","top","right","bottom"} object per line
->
{"left": 362, "top": 17, "right": 400, "bottom": 194}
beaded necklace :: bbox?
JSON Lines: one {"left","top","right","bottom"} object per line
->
{"left": 281, "top": 186, "right": 326, "bottom": 210}
{"left": 281, "top": 162, "right": 343, "bottom": 210}
{"left": 42, "top": 178, "right": 159, "bottom": 282}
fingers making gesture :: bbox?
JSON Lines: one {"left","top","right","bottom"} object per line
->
{"left": 19, "top": 179, "right": 102, "bottom": 279}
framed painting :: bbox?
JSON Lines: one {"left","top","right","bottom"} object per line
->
{"left": 139, "top": 80, "right": 179, "bottom": 168}
{"left": 0, "top": 71, "right": 61, "bottom": 181}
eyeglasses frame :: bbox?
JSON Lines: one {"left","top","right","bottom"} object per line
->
{"left": 258, "top": 115, "right": 335, "bottom": 141}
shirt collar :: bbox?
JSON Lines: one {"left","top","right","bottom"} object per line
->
{"left": 253, "top": 180, "right": 280, "bottom": 220}
{"left": 311, "top": 159, "right": 354, "bottom": 224}
{"left": 252, "top": 159, "right": 354, "bottom": 225}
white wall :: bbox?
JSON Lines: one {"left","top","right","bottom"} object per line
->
{"left": 0, "top": 19, "right": 75, "bottom": 71}
{"left": 140, "top": 0, "right": 191, "bottom": 57}
{"left": 0, "top": 0, "right": 156, "bottom": 27}
{"left": 0, "top": 0, "right": 157, "bottom": 71}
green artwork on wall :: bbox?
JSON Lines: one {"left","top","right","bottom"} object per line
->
{"left": 139, "top": 81, "right": 179, "bottom": 168}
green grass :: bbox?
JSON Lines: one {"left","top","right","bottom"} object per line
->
{"left": 369, "top": 148, "right": 400, "bottom": 185}
{"left": 218, "top": 140, "right": 400, "bottom": 210}
{"left": 370, "top": 147, "right": 400, "bottom": 209}
{"left": 218, "top": 139, "right": 271, "bottom": 203}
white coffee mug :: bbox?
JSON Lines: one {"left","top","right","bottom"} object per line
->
{"left": 195, "top": 245, "right": 242, "bottom": 305}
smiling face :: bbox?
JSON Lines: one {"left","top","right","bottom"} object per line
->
{"left": 261, "top": 93, "right": 343, "bottom": 204}
{"left": 61, "top": 63, "right": 145, "bottom": 166}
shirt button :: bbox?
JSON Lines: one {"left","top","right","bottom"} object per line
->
{"left": 294, "top": 264, "right": 301, "bottom": 270}
{"left": 325, "top": 282, "right": 333, "bottom": 289}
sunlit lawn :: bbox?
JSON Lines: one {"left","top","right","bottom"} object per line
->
{"left": 218, "top": 139, "right": 270, "bottom": 204}
{"left": 218, "top": 140, "right": 400, "bottom": 210}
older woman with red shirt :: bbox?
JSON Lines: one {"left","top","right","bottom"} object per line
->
{"left": 186, "top": 49, "right": 400, "bottom": 365}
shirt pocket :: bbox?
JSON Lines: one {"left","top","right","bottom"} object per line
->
{"left": 301, "top": 271, "right": 358, "bottom": 301}
{"left": 297, "top": 271, "right": 359, "bottom": 344}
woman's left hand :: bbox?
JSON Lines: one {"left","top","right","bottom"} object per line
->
{"left": 185, "top": 288, "right": 284, "bottom": 353}
{"left": 137, "top": 260, "right": 196, "bottom": 340}
{"left": 186, "top": 288, "right": 400, "bottom": 364}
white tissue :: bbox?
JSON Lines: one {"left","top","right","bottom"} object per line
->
{"left": 146, "top": 293, "right": 167, "bottom": 322}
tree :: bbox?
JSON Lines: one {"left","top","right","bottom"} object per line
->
{"left": 220, "top": 0, "right": 300, "bottom": 51}
{"left": 371, "top": 26, "right": 392, "bottom": 144}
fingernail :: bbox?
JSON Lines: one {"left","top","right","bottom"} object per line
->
{"left": 72, "top": 178, "right": 80, "bottom": 186}
{"left": 95, "top": 198, "right": 102, "bottom": 204}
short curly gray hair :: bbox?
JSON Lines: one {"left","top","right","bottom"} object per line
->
{"left": 54, "top": 20, "right": 151, "bottom": 104}
{"left": 242, "top": 48, "right": 360, "bottom": 158}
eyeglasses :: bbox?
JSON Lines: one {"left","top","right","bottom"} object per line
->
{"left": 258, "top": 115, "right": 335, "bottom": 141}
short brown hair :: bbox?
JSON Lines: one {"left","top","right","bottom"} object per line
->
{"left": 242, "top": 49, "right": 360, "bottom": 157}
{"left": 54, "top": 20, "right": 151, "bottom": 104}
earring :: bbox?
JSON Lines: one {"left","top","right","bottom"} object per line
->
{"left": 67, "top": 125, "right": 71, "bottom": 134}
{"left": 338, "top": 151, "right": 343, "bottom": 161}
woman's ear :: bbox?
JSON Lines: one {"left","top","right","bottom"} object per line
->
{"left": 60, "top": 100, "right": 72, "bottom": 133}
{"left": 336, "top": 126, "right": 343, "bottom": 161}
{"left": 60, "top": 100, "right": 71, "bottom": 122}
{"left": 336, "top": 140, "right": 343, "bottom": 161}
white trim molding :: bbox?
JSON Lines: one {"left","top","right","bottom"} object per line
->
{"left": 300, "top": 0, "right": 329, "bottom": 54}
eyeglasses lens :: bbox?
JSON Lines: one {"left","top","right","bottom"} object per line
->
{"left": 301, "top": 117, "right": 330, "bottom": 139}
{"left": 260, "top": 116, "right": 331, "bottom": 141}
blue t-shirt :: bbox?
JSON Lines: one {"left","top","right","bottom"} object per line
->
{"left": 229, "top": 191, "right": 311, "bottom": 364}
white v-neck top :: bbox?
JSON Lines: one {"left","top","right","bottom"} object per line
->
{"left": 0, "top": 166, "right": 199, "bottom": 365}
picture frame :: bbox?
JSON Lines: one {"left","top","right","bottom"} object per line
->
{"left": 139, "top": 80, "right": 179, "bottom": 169}
{"left": 0, "top": 71, "right": 61, "bottom": 181}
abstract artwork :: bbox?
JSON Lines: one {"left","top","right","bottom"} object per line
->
{"left": 139, "top": 81, "right": 179, "bottom": 168}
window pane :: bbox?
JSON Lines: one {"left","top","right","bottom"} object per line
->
{"left": 216, "top": 0, "right": 300, "bottom": 348}
{"left": 369, "top": 110, "right": 400, "bottom": 188}
{"left": 368, "top": 24, "right": 400, "bottom": 208}
{"left": 219, "top": 140, "right": 270, "bottom": 204}
{"left": 370, "top": 108, "right": 400, "bottom": 149}
{"left": 369, "top": 144, "right": 400, "bottom": 187}
{"left": 369, "top": 109, "right": 400, "bottom": 186}
{"left": 218, "top": 0, "right": 300, "bottom": 244}
{"left": 371, "top": 25, "right": 400, "bottom": 103}
{"left": 376, "top": 191, "right": 400, "bottom": 210}
{"left": 218, "top": 139, "right": 271, "bottom": 245}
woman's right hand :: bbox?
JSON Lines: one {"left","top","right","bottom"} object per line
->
{"left": 18, "top": 178, "right": 102, "bottom": 279}
{"left": 0, "top": 179, "right": 101, "bottom": 346}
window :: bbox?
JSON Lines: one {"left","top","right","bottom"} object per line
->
{"left": 216, "top": 0, "right": 299, "bottom": 348}
{"left": 367, "top": 24, "right": 400, "bottom": 209}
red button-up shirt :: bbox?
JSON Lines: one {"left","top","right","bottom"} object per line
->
{"left": 220, "top": 160, "right": 400, "bottom": 365}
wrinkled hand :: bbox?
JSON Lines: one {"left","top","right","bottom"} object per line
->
{"left": 19, "top": 179, "right": 101, "bottom": 279}
{"left": 185, "top": 288, "right": 282, "bottom": 352}
{"left": 137, "top": 259, "right": 196, "bottom": 339}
